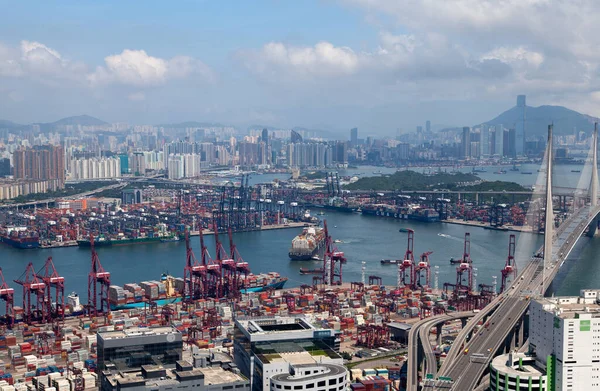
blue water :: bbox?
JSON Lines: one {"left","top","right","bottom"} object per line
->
{"left": 0, "top": 161, "right": 594, "bottom": 306}
{"left": 0, "top": 211, "right": 543, "bottom": 305}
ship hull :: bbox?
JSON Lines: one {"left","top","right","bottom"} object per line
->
{"left": 0, "top": 236, "right": 40, "bottom": 249}
{"left": 78, "top": 236, "right": 177, "bottom": 247}
{"left": 289, "top": 252, "right": 319, "bottom": 261}
{"left": 110, "top": 297, "right": 182, "bottom": 311}
{"left": 361, "top": 208, "right": 439, "bottom": 222}
{"left": 240, "top": 279, "right": 287, "bottom": 293}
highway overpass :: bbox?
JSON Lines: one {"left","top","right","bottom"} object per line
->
{"left": 408, "top": 124, "right": 600, "bottom": 390}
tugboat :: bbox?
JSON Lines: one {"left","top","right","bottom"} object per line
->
{"left": 449, "top": 257, "right": 462, "bottom": 264}
{"left": 299, "top": 268, "right": 324, "bottom": 275}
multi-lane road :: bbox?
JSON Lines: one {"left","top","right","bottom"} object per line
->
{"left": 435, "top": 204, "right": 600, "bottom": 390}
{"left": 407, "top": 204, "right": 600, "bottom": 390}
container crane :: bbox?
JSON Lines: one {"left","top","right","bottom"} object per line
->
{"left": 0, "top": 267, "right": 14, "bottom": 328}
{"left": 214, "top": 222, "right": 235, "bottom": 298}
{"left": 229, "top": 228, "right": 250, "bottom": 297}
{"left": 415, "top": 251, "right": 433, "bottom": 288}
{"left": 398, "top": 229, "right": 416, "bottom": 288}
{"left": 36, "top": 257, "right": 65, "bottom": 322}
{"left": 87, "top": 236, "right": 111, "bottom": 317}
{"left": 454, "top": 232, "right": 473, "bottom": 298}
{"left": 500, "top": 234, "right": 518, "bottom": 292}
{"left": 203, "top": 228, "right": 222, "bottom": 299}
{"left": 14, "top": 262, "right": 47, "bottom": 324}
{"left": 182, "top": 230, "right": 204, "bottom": 303}
{"left": 321, "top": 220, "right": 346, "bottom": 286}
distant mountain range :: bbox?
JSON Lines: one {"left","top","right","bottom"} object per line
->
{"left": 157, "top": 121, "right": 226, "bottom": 128}
{"left": 2, "top": 102, "right": 598, "bottom": 138}
{"left": 480, "top": 104, "right": 599, "bottom": 138}
{"left": 0, "top": 115, "right": 109, "bottom": 132}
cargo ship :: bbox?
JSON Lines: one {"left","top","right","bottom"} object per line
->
{"left": 240, "top": 272, "right": 288, "bottom": 293}
{"left": 0, "top": 227, "right": 40, "bottom": 249}
{"left": 380, "top": 259, "right": 399, "bottom": 265}
{"left": 299, "top": 267, "right": 324, "bottom": 275}
{"left": 106, "top": 272, "right": 287, "bottom": 310}
{"left": 289, "top": 226, "right": 326, "bottom": 260}
{"left": 361, "top": 204, "right": 440, "bottom": 222}
{"left": 77, "top": 232, "right": 178, "bottom": 247}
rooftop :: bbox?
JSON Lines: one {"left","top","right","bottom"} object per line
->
{"left": 536, "top": 289, "right": 600, "bottom": 319}
{"left": 236, "top": 315, "right": 315, "bottom": 335}
{"left": 98, "top": 326, "right": 180, "bottom": 340}
{"left": 200, "top": 366, "right": 246, "bottom": 385}
{"left": 491, "top": 353, "right": 545, "bottom": 378}
{"left": 103, "top": 361, "right": 246, "bottom": 388}
{"left": 271, "top": 364, "right": 347, "bottom": 384}
{"left": 253, "top": 339, "right": 341, "bottom": 364}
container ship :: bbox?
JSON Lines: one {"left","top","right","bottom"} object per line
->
{"left": 77, "top": 231, "right": 177, "bottom": 247}
{"left": 289, "top": 226, "right": 326, "bottom": 260}
{"left": 106, "top": 272, "right": 287, "bottom": 310}
{"left": 361, "top": 204, "right": 440, "bottom": 222}
{"left": 0, "top": 227, "right": 40, "bottom": 249}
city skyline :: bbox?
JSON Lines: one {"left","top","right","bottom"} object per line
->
{"left": 3, "top": 1, "right": 600, "bottom": 134}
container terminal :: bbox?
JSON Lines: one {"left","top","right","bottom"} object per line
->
{"left": 0, "top": 170, "right": 563, "bottom": 250}
{"left": 0, "top": 216, "right": 524, "bottom": 390}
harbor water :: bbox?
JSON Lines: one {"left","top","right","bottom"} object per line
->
{"left": 1, "top": 162, "right": 595, "bottom": 303}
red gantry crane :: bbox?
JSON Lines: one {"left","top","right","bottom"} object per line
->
{"left": 500, "top": 234, "right": 518, "bottom": 292}
{"left": 228, "top": 228, "right": 250, "bottom": 297}
{"left": 322, "top": 220, "right": 346, "bottom": 286}
{"left": 14, "top": 262, "right": 47, "bottom": 324}
{"left": 213, "top": 223, "right": 234, "bottom": 298}
{"left": 0, "top": 267, "right": 15, "bottom": 328}
{"left": 182, "top": 229, "right": 205, "bottom": 303}
{"left": 415, "top": 251, "right": 433, "bottom": 288}
{"left": 36, "top": 257, "right": 65, "bottom": 322}
{"left": 87, "top": 236, "right": 111, "bottom": 317}
{"left": 455, "top": 232, "right": 473, "bottom": 296}
{"left": 398, "top": 229, "right": 416, "bottom": 288}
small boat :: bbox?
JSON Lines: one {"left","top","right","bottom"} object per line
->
{"left": 161, "top": 236, "right": 180, "bottom": 243}
{"left": 381, "top": 259, "right": 399, "bottom": 265}
{"left": 449, "top": 257, "right": 462, "bottom": 264}
{"left": 510, "top": 164, "right": 519, "bottom": 172}
{"left": 299, "top": 267, "right": 324, "bottom": 275}
{"left": 521, "top": 171, "right": 533, "bottom": 175}
{"left": 571, "top": 170, "right": 581, "bottom": 173}
{"left": 334, "top": 239, "right": 343, "bottom": 243}
{"left": 493, "top": 169, "right": 507, "bottom": 174}
{"left": 399, "top": 228, "right": 411, "bottom": 233}
{"left": 317, "top": 211, "right": 325, "bottom": 216}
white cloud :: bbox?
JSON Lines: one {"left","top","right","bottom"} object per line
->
{"left": 0, "top": 41, "right": 214, "bottom": 89}
{"left": 246, "top": 41, "right": 359, "bottom": 77}
{"left": 88, "top": 49, "right": 215, "bottom": 87}
{"left": 481, "top": 47, "right": 544, "bottom": 69}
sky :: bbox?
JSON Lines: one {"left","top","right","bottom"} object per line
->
{"left": 1, "top": 0, "right": 600, "bottom": 135}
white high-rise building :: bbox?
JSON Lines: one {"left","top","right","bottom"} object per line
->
{"left": 480, "top": 126, "right": 490, "bottom": 158}
{"left": 168, "top": 155, "right": 185, "bottom": 179}
{"left": 69, "top": 157, "right": 121, "bottom": 180}
{"left": 494, "top": 125, "right": 504, "bottom": 157}
{"left": 528, "top": 289, "right": 600, "bottom": 391}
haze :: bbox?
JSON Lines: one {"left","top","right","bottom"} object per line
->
{"left": 1, "top": 0, "right": 599, "bottom": 134}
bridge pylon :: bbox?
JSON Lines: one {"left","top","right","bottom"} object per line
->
{"left": 591, "top": 123, "right": 599, "bottom": 208}
{"left": 587, "top": 123, "right": 599, "bottom": 237}
{"left": 542, "top": 125, "right": 554, "bottom": 296}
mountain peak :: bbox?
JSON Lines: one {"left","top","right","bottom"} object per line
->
{"left": 49, "top": 115, "right": 108, "bottom": 127}
{"left": 481, "top": 104, "right": 599, "bottom": 137}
